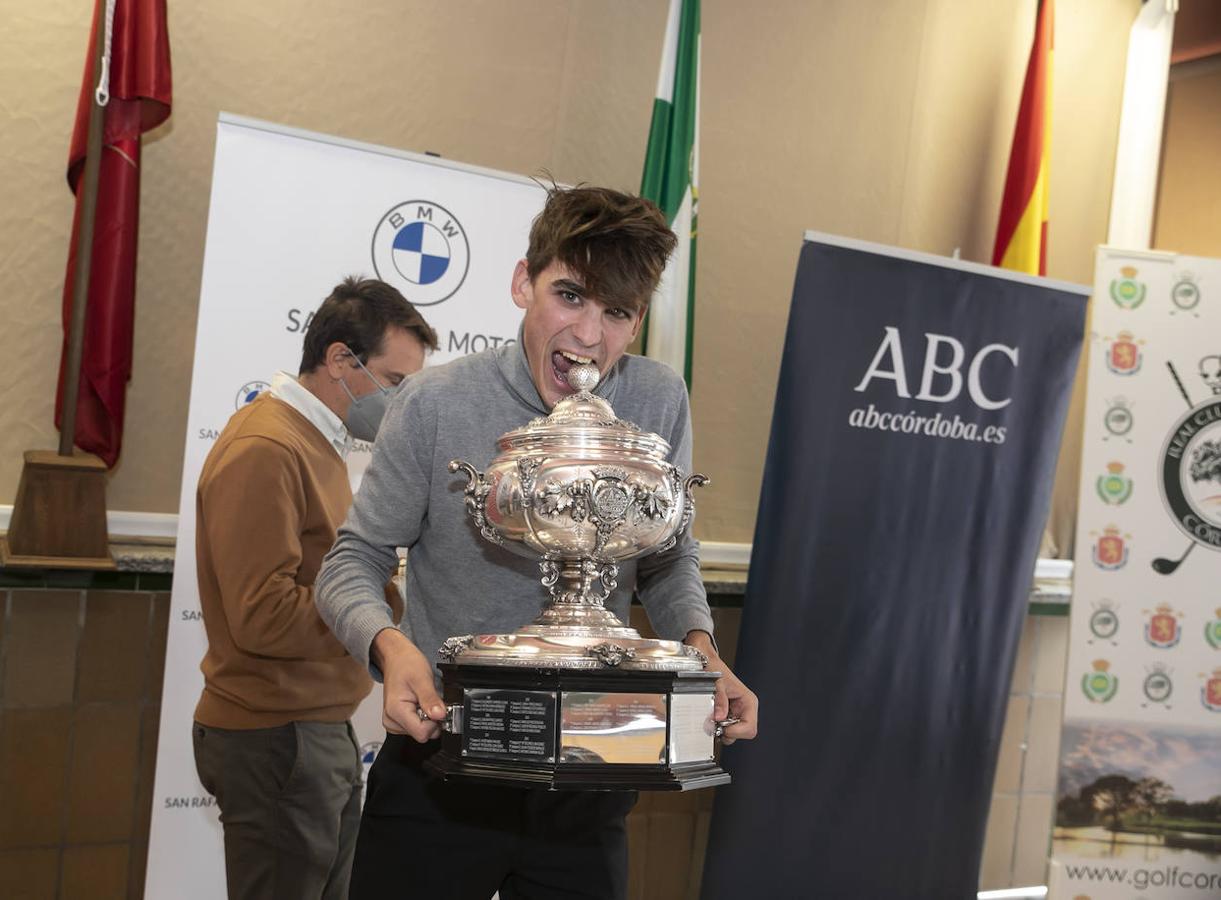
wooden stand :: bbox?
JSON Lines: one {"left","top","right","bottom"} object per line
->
{"left": 0, "top": 450, "right": 115, "bottom": 570}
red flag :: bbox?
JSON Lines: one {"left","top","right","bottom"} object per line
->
{"left": 55, "top": 0, "right": 171, "bottom": 467}
{"left": 991, "top": 0, "right": 1052, "bottom": 276}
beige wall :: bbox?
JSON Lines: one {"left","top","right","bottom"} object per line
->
{"left": 695, "top": 0, "right": 1135, "bottom": 545}
{"left": 1153, "top": 56, "right": 1221, "bottom": 258}
{"left": 0, "top": 0, "right": 1138, "bottom": 546}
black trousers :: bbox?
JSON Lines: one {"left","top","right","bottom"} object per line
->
{"left": 350, "top": 735, "right": 637, "bottom": 900}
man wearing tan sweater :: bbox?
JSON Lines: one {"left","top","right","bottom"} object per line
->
{"left": 192, "top": 277, "right": 436, "bottom": 900}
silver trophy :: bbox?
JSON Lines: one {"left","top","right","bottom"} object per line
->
{"left": 426, "top": 364, "right": 732, "bottom": 791}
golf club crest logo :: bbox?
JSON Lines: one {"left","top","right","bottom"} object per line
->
{"left": 1082, "top": 659, "right": 1118, "bottom": 703}
{"left": 1206, "top": 607, "right": 1221, "bottom": 650}
{"left": 1202, "top": 667, "right": 1221, "bottom": 712}
{"left": 1109, "top": 265, "right": 1146, "bottom": 310}
{"left": 1154, "top": 360, "right": 1221, "bottom": 576}
{"left": 371, "top": 200, "right": 470, "bottom": 307}
{"left": 235, "top": 380, "right": 270, "bottom": 410}
{"left": 1095, "top": 461, "right": 1133, "bottom": 505}
{"left": 1105, "top": 331, "right": 1143, "bottom": 375}
{"left": 1091, "top": 525, "right": 1130, "bottom": 570}
{"left": 1102, "top": 396, "right": 1134, "bottom": 441}
{"left": 1087, "top": 600, "right": 1119, "bottom": 645}
{"left": 1141, "top": 663, "right": 1173, "bottom": 708}
{"left": 1142, "top": 603, "right": 1183, "bottom": 649}
{"left": 1170, "top": 271, "right": 1201, "bottom": 315}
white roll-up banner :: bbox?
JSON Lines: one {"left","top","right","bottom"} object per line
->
{"left": 145, "top": 114, "right": 545, "bottom": 898}
{"left": 1049, "top": 248, "right": 1221, "bottom": 900}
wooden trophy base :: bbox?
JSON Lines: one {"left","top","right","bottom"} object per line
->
{"left": 426, "top": 664, "right": 731, "bottom": 792}
{"left": 0, "top": 450, "right": 115, "bottom": 570}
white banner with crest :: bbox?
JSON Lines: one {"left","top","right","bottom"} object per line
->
{"left": 1049, "top": 248, "right": 1221, "bottom": 900}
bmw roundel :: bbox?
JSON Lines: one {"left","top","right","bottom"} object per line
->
{"left": 235, "top": 381, "right": 270, "bottom": 410}
{"left": 372, "top": 200, "right": 470, "bottom": 307}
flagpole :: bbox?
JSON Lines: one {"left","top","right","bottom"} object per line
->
{"left": 0, "top": 0, "right": 115, "bottom": 569}
{"left": 59, "top": 0, "right": 109, "bottom": 458}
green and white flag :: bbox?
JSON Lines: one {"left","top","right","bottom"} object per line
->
{"left": 641, "top": 0, "right": 699, "bottom": 385}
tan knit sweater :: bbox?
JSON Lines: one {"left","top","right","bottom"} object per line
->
{"left": 193, "top": 395, "right": 372, "bottom": 729}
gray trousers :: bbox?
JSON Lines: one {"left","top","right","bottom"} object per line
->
{"left": 193, "top": 720, "right": 363, "bottom": 900}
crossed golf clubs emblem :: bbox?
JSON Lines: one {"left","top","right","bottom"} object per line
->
{"left": 1152, "top": 355, "right": 1221, "bottom": 575}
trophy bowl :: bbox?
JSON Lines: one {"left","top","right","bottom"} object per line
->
{"left": 426, "top": 364, "right": 732, "bottom": 791}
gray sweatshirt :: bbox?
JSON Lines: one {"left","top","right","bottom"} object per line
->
{"left": 315, "top": 338, "right": 714, "bottom": 679}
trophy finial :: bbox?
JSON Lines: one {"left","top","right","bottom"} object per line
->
{"left": 567, "top": 363, "right": 600, "bottom": 392}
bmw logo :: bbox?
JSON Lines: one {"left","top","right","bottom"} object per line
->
{"left": 235, "top": 381, "right": 270, "bottom": 410}
{"left": 372, "top": 200, "right": 470, "bottom": 307}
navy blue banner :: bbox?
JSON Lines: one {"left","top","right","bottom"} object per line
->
{"left": 703, "top": 237, "right": 1087, "bottom": 900}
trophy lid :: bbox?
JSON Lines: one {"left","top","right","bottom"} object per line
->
{"left": 498, "top": 364, "right": 671, "bottom": 457}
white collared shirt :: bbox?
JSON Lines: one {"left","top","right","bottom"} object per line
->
{"left": 268, "top": 371, "right": 352, "bottom": 459}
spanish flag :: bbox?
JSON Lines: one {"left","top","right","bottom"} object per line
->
{"left": 992, "top": 0, "right": 1053, "bottom": 275}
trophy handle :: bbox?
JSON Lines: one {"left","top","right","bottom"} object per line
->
{"left": 416, "top": 703, "right": 463, "bottom": 734}
{"left": 679, "top": 473, "right": 710, "bottom": 535}
{"left": 656, "top": 471, "right": 709, "bottom": 554}
{"left": 448, "top": 459, "right": 502, "bottom": 546}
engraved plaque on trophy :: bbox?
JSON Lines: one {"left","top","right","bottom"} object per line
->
{"left": 424, "top": 365, "right": 732, "bottom": 791}
{"left": 461, "top": 689, "right": 558, "bottom": 763}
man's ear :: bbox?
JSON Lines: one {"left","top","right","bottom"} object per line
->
{"left": 510, "top": 259, "right": 532, "bottom": 311}
{"left": 323, "top": 341, "right": 352, "bottom": 380}
{"left": 632, "top": 308, "right": 647, "bottom": 339}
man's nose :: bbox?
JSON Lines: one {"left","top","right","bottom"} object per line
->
{"left": 571, "top": 304, "right": 603, "bottom": 347}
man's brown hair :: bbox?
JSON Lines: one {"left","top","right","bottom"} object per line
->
{"left": 299, "top": 276, "right": 439, "bottom": 374}
{"left": 525, "top": 186, "right": 677, "bottom": 312}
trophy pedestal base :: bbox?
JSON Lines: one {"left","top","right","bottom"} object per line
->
{"left": 426, "top": 663, "right": 731, "bottom": 792}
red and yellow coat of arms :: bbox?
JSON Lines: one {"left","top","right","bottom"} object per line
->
{"left": 1143, "top": 604, "right": 1182, "bottom": 649}
{"left": 1092, "top": 526, "right": 1129, "bottom": 570}
{"left": 1106, "top": 331, "right": 1143, "bottom": 375}
{"left": 1203, "top": 669, "right": 1221, "bottom": 712}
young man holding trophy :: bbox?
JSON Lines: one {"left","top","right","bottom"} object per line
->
{"left": 317, "top": 186, "right": 758, "bottom": 899}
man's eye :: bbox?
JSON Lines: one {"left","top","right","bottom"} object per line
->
{"left": 607, "top": 307, "right": 630, "bottom": 320}
{"left": 560, "top": 290, "right": 580, "bottom": 303}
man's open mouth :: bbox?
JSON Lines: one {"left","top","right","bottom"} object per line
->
{"left": 551, "top": 349, "right": 596, "bottom": 388}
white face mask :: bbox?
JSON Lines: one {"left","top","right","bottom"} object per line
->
{"left": 337, "top": 347, "right": 393, "bottom": 442}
